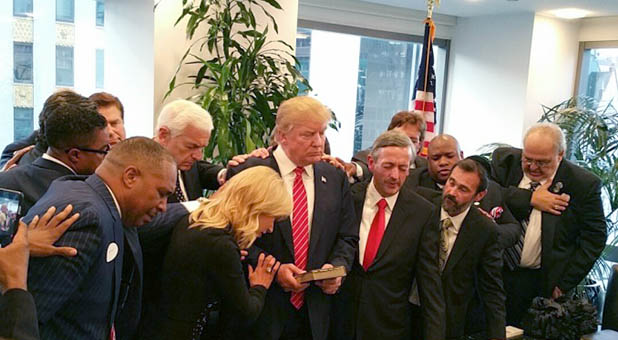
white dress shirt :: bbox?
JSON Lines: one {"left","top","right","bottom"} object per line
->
{"left": 42, "top": 153, "right": 76, "bottom": 175}
{"left": 273, "top": 146, "right": 315, "bottom": 236}
{"left": 518, "top": 173, "right": 553, "bottom": 269}
{"left": 358, "top": 179, "right": 399, "bottom": 265}
{"left": 440, "top": 206, "right": 471, "bottom": 260}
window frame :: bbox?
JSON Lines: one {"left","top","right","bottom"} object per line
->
{"left": 56, "top": 45, "right": 74, "bottom": 87}
{"left": 13, "top": 0, "right": 33, "bottom": 17}
{"left": 13, "top": 42, "right": 33, "bottom": 84}
{"left": 56, "top": 0, "right": 75, "bottom": 23}
{"left": 574, "top": 40, "right": 618, "bottom": 98}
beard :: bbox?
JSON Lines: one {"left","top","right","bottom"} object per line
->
{"left": 442, "top": 194, "right": 471, "bottom": 216}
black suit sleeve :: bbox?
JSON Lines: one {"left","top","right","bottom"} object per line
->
{"left": 196, "top": 160, "right": 224, "bottom": 191}
{"left": 326, "top": 176, "right": 359, "bottom": 272}
{"left": 26, "top": 211, "right": 102, "bottom": 323}
{"left": 478, "top": 222, "right": 506, "bottom": 339}
{"left": 351, "top": 150, "right": 371, "bottom": 183}
{"left": 494, "top": 204, "right": 521, "bottom": 249}
{"left": 501, "top": 186, "right": 533, "bottom": 222}
{"left": 558, "top": 179, "right": 607, "bottom": 292}
{"left": 138, "top": 203, "right": 189, "bottom": 254}
{"left": 0, "top": 289, "right": 40, "bottom": 340}
{"left": 416, "top": 208, "right": 446, "bottom": 340}
{"left": 210, "top": 238, "right": 267, "bottom": 324}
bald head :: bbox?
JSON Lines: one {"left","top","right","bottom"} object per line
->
{"left": 96, "top": 137, "right": 177, "bottom": 227}
{"left": 427, "top": 134, "right": 464, "bottom": 184}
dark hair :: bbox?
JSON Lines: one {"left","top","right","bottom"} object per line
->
{"left": 44, "top": 92, "right": 107, "bottom": 150}
{"left": 89, "top": 92, "right": 124, "bottom": 119}
{"left": 35, "top": 90, "right": 82, "bottom": 149}
{"left": 466, "top": 155, "right": 492, "bottom": 176}
{"left": 453, "top": 159, "right": 488, "bottom": 194}
{"left": 387, "top": 111, "right": 427, "bottom": 142}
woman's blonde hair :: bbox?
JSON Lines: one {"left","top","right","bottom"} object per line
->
{"left": 189, "top": 166, "right": 292, "bottom": 249}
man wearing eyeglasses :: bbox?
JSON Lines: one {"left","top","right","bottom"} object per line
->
{"left": 491, "top": 122, "right": 607, "bottom": 327}
{"left": 0, "top": 90, "right": 110, "bottom": 214}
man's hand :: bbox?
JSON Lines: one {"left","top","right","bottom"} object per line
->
{"left": 314, "top": 263, "right": 342, "bottom": 295}
{"left": 530, "top": 182, "right": 570, "bottom": 215}
{"left": 227, "top": 148, "right": 270, "bottom": 168}
{"left": 240, "top": 249, "right": 248, "bottom": 261}
{"left": 0, "top": 220, "right": 29, "bottom": 293}
{"left": 476, "top": 206, "right": 495, "bottom": 221}
{"left": 320, "top": 155, "right": 349, "bottom": 173}
{"left": 28, "top": 205, "right": 80, "bottom": 257}
{"left": 276, "top": 263, "right": 309, "bottom": 293}
{"left": 1, "top": 145, "right": 34, "bottom": 172}
{"left": 552, "top": 286, "right": 563, "bottom": 299}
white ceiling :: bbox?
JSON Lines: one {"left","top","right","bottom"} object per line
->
{"left": 361, "top": 0, "right": 618, "bottom": 18}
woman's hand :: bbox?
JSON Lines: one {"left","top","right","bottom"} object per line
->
{"left": 248, "top": 253, "right": 280, "bottom": 289}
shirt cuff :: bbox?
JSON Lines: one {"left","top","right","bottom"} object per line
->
{"left": 217, "top": 168, "right": 227, "bottom": 185}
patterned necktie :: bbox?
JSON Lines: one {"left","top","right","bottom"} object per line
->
{"left": 290, "top": 167, "right": 309, "bottom": 309}
{"left": 174, "top": 172, "right": 187, "bottom": 202}
{"left": 504, "top": 181, "right": 541, "bottom": 270}
{"left": 439, "top": 218, "right": 453, "bottom": 273}
{"left": 363, "top": 198, "right": 387, "bottom": 271}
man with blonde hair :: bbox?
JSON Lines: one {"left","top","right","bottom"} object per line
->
{"left": 227, "top": 96, "right": 357, "bottom": 340}
{"left": 492, "top": 122, "right": 607, "bottom": 326}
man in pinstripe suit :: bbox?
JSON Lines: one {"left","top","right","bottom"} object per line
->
{"left": 23, "top": 137, "right": 177, "bottom": 340}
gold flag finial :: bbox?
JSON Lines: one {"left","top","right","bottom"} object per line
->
{"left": 427, "top": 0, "right": 440, "bottom": 18}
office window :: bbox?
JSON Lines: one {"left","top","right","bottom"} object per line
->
{"left": 14, "top": 43, "right": 33, "bottom": 84}
{"left": 577, "top": 41, "right": 618, "bottom": 108}
{"left": 13, "top": 0, "right": 33, "bottom": 17}
{"left": 96, "top": 0, "right": 104, "bottom": 27}
{"left": 96, "top": 49, "right": 104, "bottom": 88}
{"left": 296, "top": 26, "right": 449, "bottom": 157}
{"left": 56, "top": 0, "right": 74, "bottom": 23}
{"left": 14, "top": 107, "right": 33, "bottom": 141}
{"left": 56, "top": 46, "right": 74, "bottom": 86}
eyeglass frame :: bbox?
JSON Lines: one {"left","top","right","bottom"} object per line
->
{"left": 521, "top": 155, "right": 553, "bottom": 168}
{"left": 65, "top": 144, "right": 111, "bottom": 156}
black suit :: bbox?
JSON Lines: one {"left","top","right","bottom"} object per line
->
{"left": 167, "top": 160, "right": 223, "bottom": 203}
{"left": 24, "top": 175, "right": 126, "bottom": 340}
{"left": 0, "top": 130, "right": 38, "bottom": 167}
{"left": 491, "top": 147, "right": 607, "bottom": 324}
{"left": 351, "top": 148, "right": 427, "bottom": 183}
{"left": 333, "top": 180, "right": 445, "bottom": 340}
{"left": 0, "top": 289, "right": 39, "bottom": 340}
{"left": 0, "top": 157, "right": 74, "bottom": 214}
{"left": 405, "top": 167, "right": 520, "bottom": 249}
{"left": 226, "top": 151, "right": 358, "bottom": 340}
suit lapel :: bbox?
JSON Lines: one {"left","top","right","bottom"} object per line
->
{"left": 308, "top": 163, "right": 327, "bottom": 264}
{"left": 443, "top": 208, "right": 477, "bottom": 276}
{"left": 33, "top": 157, "right": 75, "bottom": 176}
{"left": 368, "top": 192, "right": 410, "bottom": 270}
{"left": 540, "top": 160, "right": 568, "bottom": 270}
{"left": 181, "top": 163, "right": 201, "bottom": 200}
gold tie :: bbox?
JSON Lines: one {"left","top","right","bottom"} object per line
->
{"left": 439, "top": 218, "right": 453, "bottom": 273}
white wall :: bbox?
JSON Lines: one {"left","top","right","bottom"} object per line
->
{"left": 153, "top": 0, "right": 299, "bottom": 125}
{"left": 32, "top": 0, "right": 56, "bottom": 121}
{"left": 580, "top": 16, "right": 618, "bottom": 41}
{"left": 308, "top": 30, "right": 360, "bottom": 161}
{"left": 106, "top": 0, "right": 154, "bottom": 137}
{"left": 524, "top": 15, "right": 580, "bottom": 130}
{"left": 444, "top": 13, "right": 535, "bottom": 154}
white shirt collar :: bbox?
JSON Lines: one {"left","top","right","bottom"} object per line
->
{"left": 273, "top": 146, "right": 314, "bottom": 178}
{"left": 440, "top": 205, "right": 471, "bottom": 235}
{"left": 42, "top": 153, "right": 76, "bottom": 175}
{"left": 102, "top": 182, "right": 122, "bottom": 218}
{"left": 367, "top": 178, "right": 399, "bottom": 213}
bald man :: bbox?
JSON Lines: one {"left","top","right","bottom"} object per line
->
{"left": 23, "top": 137, "right": 177, "bottom": 340}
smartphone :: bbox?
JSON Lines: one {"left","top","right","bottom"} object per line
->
{"left": 0, "top": 188, "right": 24, "bottom": 248}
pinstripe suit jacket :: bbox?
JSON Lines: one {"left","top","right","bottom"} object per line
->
{"left": 24, "top": 174, "right": 125, "bottom": 340}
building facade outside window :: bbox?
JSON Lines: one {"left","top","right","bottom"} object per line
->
{"left": 13, "top": 0, "right": 32, "bottom": 17}
{"left": 13, "top": 107, "right": 33, "bottom": 141}
{"left": 96, "top": 49, "right": 104, "bottom": 88}
{"left": 56, "top": 0, "right": 75, "bottom": 23}
{"left": 577, "top": 41, "right": 618, "bottom": 109}
{"left": 56, "top": 46, "right": 74, "bottom": 86}
{"left": 96, "top": 0, "right": 104, "bottom": 26}
{"left": 14, "top": 42, "right": 33, "bottom": 84}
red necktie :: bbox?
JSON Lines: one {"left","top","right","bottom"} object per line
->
{"left": 290, "top": 167, "right": 309, "bottom": 309}
{"left": 363, "top": 198, "right": 387, "bottom": 271}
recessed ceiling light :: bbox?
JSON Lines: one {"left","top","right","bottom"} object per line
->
{"left": 550, "top": 8, "right": 589, "bottom": 19}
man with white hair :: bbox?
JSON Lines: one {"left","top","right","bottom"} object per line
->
{"left": 491, "top": 122, "right": 607, "bottom": 326}
{"left": 154, "top": 99, "right": 224, "bottom": 203}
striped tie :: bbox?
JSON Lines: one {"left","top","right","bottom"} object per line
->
{"left": 290, "top": 167, "right": 309, "bottom": 309}
{"left": 504, "top": 181, "right": 541, "bottom": 270}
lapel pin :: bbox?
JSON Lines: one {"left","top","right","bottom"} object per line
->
{"left": 550, "top": 181, "right": 563, "bottom": 194}
{"left": 106, "top": 242, "right": 118, "bottom": 263}
{"left": 321, "top": 176, "right": 327, "bottom": 183}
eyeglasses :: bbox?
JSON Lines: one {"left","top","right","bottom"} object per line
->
{"left": 65, "top": 144, "right": 111, "bottom": 155}
{"left": 522, "top": 156, "right": 552, "bottom": 168}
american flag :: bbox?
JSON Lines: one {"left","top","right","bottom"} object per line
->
{"left": 413, "top": 18, "right": 437, "bottom": 157}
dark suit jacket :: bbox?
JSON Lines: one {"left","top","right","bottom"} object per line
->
{"left": 351, "top": 148, "right": 427, "bottom": 183}
{"left": 405, "top": 167, "right": 520, "bottom": 249}
{"left": 491, "top": 147, "right": 607, "bottom": 295}
{"left": 226, "top": 151, "right": 358, "bottom": 340}
{"left": 167, "top": 160, "right": 223, "bottom": 203}
{"left": 144, "top": 219, "right": 268, "bottom": 340}
{"left": 336, "top": 180, "right": 445, "bottom": 340}
{"left": 0, "top": 289, "right": 39, "bottom": 340}
{"left": 0, "top": 157, "right": 74, "bottom": 214}
{"left": 0, "top": 130, "right": 38, "bottom": 168}
{"left": 24, "top": 175, "right": 125, "bottom": 340}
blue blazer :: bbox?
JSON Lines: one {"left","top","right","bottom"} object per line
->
{"left": 25, "top": 174, "right": 125, "bottom": 340}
